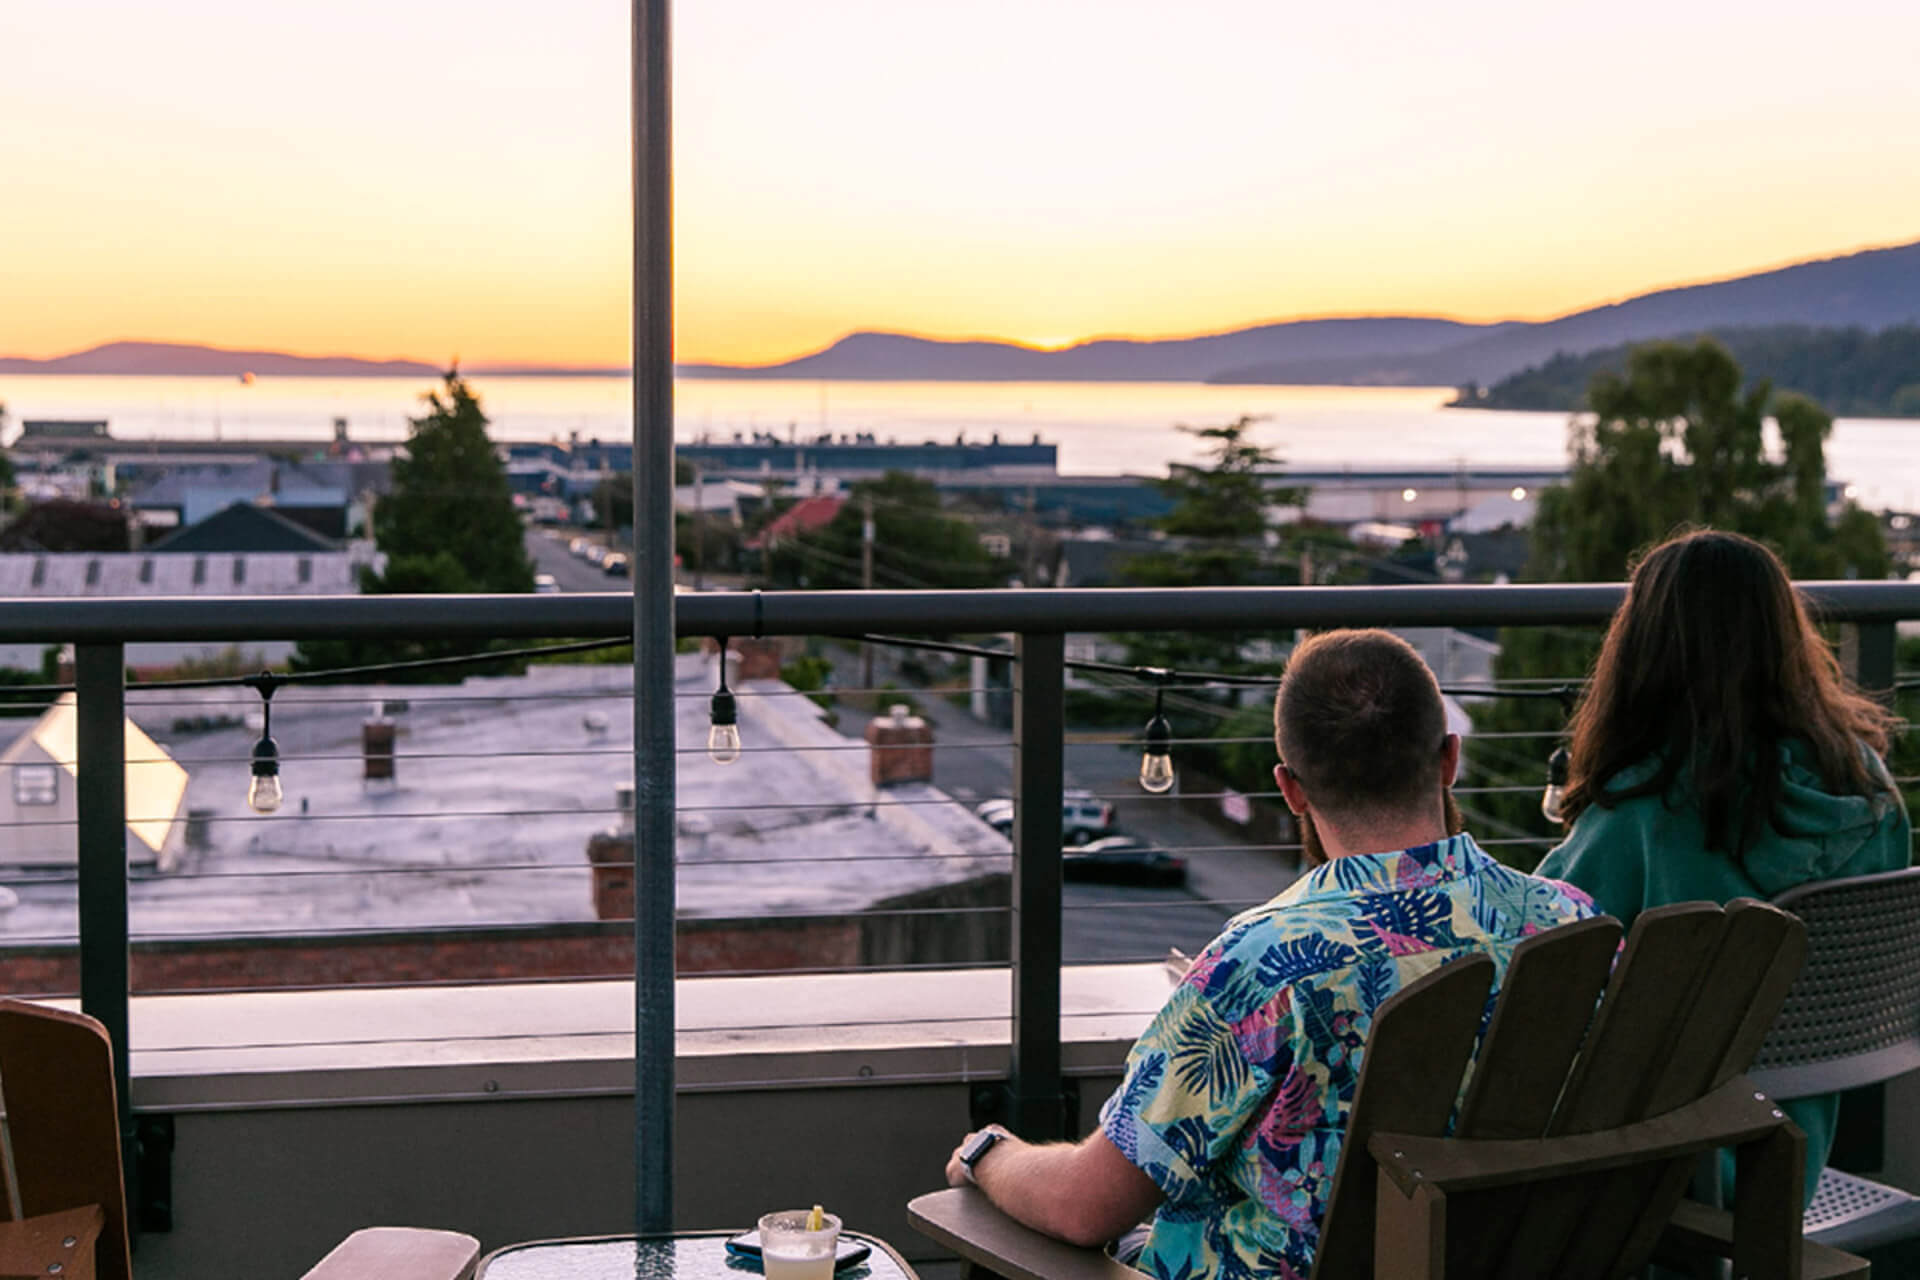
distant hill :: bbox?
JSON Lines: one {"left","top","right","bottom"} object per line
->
{"left": 1211, "top": 240, "right": 1920, "bottom": 387}
{"left": 0, "top": 341, "right": 442, "bottom": 377}
{"left": 685, "top": 237, "right": 1920, "bottom": 385}
{"left": 1456, "top": 326, "right": 1920, "bottom": 417}
{"left": 679, "top": 318, "right": 1513, "bottom": 382}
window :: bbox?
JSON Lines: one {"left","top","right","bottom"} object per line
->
{"left": 30, "top": 558, "right": 45, "bottom": 588}
{"left": 139, "top": 558, "right": 155, "bottom": 584}
{"left": 192, "top": 557, "right": 207, "bottom": 586}
{"left": 232, "top": 557, "right": 246, "bottom": 585}
{"left": 85, "top": 559, "right": 101, "bottom": 586}
{"left": 13, "top": 765, "right": 57, "bottom": 806}
{"left": 297, "top": 557, "right": 312, "bottom": 584}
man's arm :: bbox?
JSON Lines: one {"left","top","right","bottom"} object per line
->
{"left": 944, "top": 1127, "right": 1164, "bottom": 1248}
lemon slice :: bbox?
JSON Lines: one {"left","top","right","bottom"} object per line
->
{"left": 807, "top": 1204, "right": 824, "bottom": 1232}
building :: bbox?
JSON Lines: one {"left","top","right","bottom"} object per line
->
{"left": 0, "top": 658, "right": 1009, "bottom": 986}
{"left": 0, "top": 694, "right": 188, "bottom": 870}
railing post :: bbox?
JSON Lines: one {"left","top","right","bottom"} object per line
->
{"left": 74, "top": 644, "right": 135, "bottom": 1211}
{"left": 1010, "top": 631, "right": 1068, "bottom": 1140}
{"left": 1841, "top": 620, "right": 1897, "bottom": 706}
{"left": 631, "top": 0, "right": 676, "bottom": 1235}
{"left": 1834, "top": 618, "right": 1899, "bottom": 1173}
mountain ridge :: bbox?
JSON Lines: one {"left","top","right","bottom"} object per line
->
{"left": 8, "top": 236, "right": 1917, "bottom": 383}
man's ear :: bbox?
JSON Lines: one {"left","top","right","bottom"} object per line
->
{"left": 1274, "top": 763, "right": 1308, "bottom": 815}
{"left": 1440, "top": 733, "right": 1461, "bottom": 788}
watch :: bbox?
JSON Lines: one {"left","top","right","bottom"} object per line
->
{"left": 958, "top": 1126, "right": 1008, "bottom": 1183}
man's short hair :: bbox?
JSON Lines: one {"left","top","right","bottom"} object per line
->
{"left": 1275, "top": 629, "right": 1449, "bottom": 819}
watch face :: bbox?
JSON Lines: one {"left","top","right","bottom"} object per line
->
{"left": 960, "top": 1129, "right": 1002, "bottom": 1166}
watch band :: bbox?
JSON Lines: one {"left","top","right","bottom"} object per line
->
{"left": 959, "top": 1126, "right": 1007, "bottom": 1184}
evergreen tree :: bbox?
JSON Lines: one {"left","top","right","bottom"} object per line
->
{"left": 373, "top": 370, "right": 532, "bottom": 594}
{"left": 292, "top": 370, "right": 531, "bottom": 679}
{"left": 1120, "top": 418, "right": 1305, "bottom": 673}
{"left": 1469, "top": 338, "right": 1890, "bottom": 861}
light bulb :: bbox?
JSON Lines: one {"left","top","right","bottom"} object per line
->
{"left": 708, "top": 687, "right": 741, "bottom": 765}
{"left": 248, "top": 734, "right": 283, "bottom": 814}
{"left": 248, "top": 771, "right": 283, "bottom": 814}
{"left": 1140, "top": 713, "right": 1175, "bottom": 794}
{"left": 1140, "top": 750, "right": 1175, "bottom": 794}
{"left": 707, "top": 721, "right": 742, "bottom": 765}
{"left": 1541, "top": 745, "right": 1570, "bottom": 824}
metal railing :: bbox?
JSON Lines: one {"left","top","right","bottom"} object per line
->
{"left": 1, "top": 578, "right": 1914, "bottom": 1220}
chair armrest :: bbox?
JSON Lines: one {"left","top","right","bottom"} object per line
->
{"left": 907, "top": 1188, "right": 1145, "bottom": 1280}
{"left": 1657, "top": 1200, "right": 1868, "bottom": 1280}
{"left": 301, "top": 1227, "right": 481, "bottom": 1280}
{"left": 1369, "top": 1076, "right": 1787, "bottom": 1196}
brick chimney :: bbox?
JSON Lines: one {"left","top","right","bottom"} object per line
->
{"left": 587, "top": 784, "right": 635, "bottom": 920}
{"left": 362, "top": 706, "right": 396, "bottom": 783}
{"left": 865, "top": 704, "right": 934, "bottom": 787}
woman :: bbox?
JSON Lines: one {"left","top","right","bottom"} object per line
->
{"left": 1538, "top": 528, "right": 1912, "bottom": 1205}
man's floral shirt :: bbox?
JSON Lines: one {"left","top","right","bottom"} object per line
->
{"left": 1099, "top": 833, "right": 1596, "bottom": 1279}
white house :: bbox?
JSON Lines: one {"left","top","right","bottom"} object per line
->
{"left": 0, "top": 695, "right": 188, "bottom": 870}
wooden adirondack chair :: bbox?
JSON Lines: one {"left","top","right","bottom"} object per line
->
{"left": 910, "top": 900, "right": 1872, "bottom": 1280}
{"left": 0, "top": 998, "right": 479, "bottom": 1280}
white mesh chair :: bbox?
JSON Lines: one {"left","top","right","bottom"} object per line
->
{"left": 1752, "top": 866, "right": 1920, "bottom": 1252}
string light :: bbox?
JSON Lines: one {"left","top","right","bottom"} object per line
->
{"left": 1540, "top": 745, "right": 1569, "bottom": 823}
{"left": 246, "top": 672, "right": 283, "bottom": 814}
{"left": 708, "top": 637, "right": 742, "bottom": 765}
{"left": 1139, "top": 677, "right": 1175, "bottom": 794}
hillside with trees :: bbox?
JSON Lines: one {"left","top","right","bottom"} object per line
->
{"left": 1456, "top": 326, "right": 1920, "bottom": 417}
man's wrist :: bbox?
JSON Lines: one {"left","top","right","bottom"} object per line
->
{"left": 959, "top": 1124, "right": 1012, "bottom": 1184}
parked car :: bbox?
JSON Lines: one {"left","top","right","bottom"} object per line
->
{"left": 568, "top": 537, "right": 591, "bottom": 558}
{"left": 973, "top": 789, "right": 1115, "bottom": 844}
{"left": 1063, "top": 835, "right": 1188, "bottom": 887}
{"left": 584, "top": 544, "right": 608, "bottom": 565}
{"left": 602, "top": 553, "right": 630, "bottom": 577}
{"left": 533, "top": 573, "right": 560, "bottom": 594}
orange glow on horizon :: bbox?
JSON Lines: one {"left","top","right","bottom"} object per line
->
{"left": 3, "top": 1, "right": 1919, "bottom": 370}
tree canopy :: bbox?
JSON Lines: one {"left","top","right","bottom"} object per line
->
{"left": 291, "top": 370, "right": 531, "bottom": 679}
{"left": 764, "top": 471, "right": 1006, "bottom": 590}
{"left": 371, "top": 370, "right": 532, "bottom": 594}
{"left": 1469, "top": 338, "right": 1891, "bottom": 861}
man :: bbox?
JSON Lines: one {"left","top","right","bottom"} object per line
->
{"left": 945, "top": 629, "right": 1597, "bottom": 1278}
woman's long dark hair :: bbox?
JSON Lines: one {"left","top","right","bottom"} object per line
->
{"left": 1561, "top": 529, "right": 1895, "bottom": 856}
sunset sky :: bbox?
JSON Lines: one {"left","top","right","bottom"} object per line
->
{"left": 5, "top": 0, "right": 1918, "bottom": 368}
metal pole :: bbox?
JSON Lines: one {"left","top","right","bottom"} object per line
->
{"left": 860, "top": 494, "right": 875, "bottom": 691}
{"left": 74, "top": 644, "right": 134, "bottom": 1208}
{"left": 631, "top": 0, "right": 676, "bottom": 1235}
{"left": 1010, "top": 631, "right": 1067, "bottom": 1139}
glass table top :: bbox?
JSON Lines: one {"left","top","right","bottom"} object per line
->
{"left": 478, "top": 1231, "right": 919, "bottom": 1280}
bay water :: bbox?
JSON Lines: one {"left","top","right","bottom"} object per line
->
{"left": 3, "top": 375, "right": 1917, "bottom": 510}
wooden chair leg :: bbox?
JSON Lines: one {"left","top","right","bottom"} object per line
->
{"left": 1733, "top": 1125, "right": 1804, "bottom": 1280}
{"left": 1375, "top": 1168, "right": 1447, "bottom": 1280}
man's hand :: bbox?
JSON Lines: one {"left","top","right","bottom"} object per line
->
{"left": 945, "top": 1125, "right": 1012, "bottom": 1187}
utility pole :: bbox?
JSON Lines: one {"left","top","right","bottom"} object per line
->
{"left": 691, "top": 461, "right": 704, "bottom": 591}
{"left": 860, "top": 492, "right": 876, "bottom": 691}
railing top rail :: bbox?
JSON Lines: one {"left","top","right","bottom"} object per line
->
{"left": 1, "top": 580, "right": 1917, "bottom": 644}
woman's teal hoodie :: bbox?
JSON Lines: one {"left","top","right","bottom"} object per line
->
{"left": 1537, "top": 738, "right": 1912, "bottom": 1206}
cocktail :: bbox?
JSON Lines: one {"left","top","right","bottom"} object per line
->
{"left": 758, "top": 1207, "right": 841, "bottom": 1280}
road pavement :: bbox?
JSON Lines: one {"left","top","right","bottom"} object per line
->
{"left": 526, "top": 528, "right": 625, "bottom": 593}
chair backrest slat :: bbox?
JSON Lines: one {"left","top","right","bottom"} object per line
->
{"left": 1309, "top": 955, "right": 1492, "bottom": 1280}
{"left": 1485, "top": 904, "right": 1727, "bottom": 1280}
{"left": 1552, "top": 901, "right": 1804, "bottom": 1280}
{"left": 1441, "top": 917, "right": 1621, "bottom": 1278}
{"left": 0, "top": 1000, "right": 130, "bottom": 1280}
